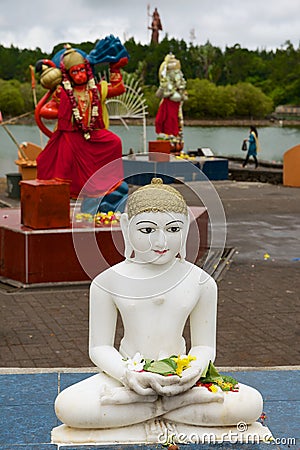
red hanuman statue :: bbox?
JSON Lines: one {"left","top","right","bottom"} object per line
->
{"left": 35, "top": 37, "right": 129, "bottom": 211}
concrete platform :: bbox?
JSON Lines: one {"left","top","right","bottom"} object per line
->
{"left": 0, "top": 368, "right": 298, "bottom": 449}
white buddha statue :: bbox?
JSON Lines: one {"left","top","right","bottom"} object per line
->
{"left": 54, "top": 178, "right": 263, "bottom": 433}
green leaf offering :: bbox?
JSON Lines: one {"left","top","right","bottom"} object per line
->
{"left": 199, "top": 361, "right": 239, "bottom": 391}
{"left": 143, "top": 356, "right": 178, "bottom": 376}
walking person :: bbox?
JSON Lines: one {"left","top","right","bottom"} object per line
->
{"left": 243, "top": 126, "right": 260, "bottom": 168}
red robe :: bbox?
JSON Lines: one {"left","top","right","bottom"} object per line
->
{"left": 155, "top": 98, "right": 180, "bottom": 136}
{"left": 36, "top": 87, "right": 123, "bottom": 198}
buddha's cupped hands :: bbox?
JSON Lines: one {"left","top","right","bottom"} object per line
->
{"left": 100, "top": 368, "right": 224, "bottom": 411}
{"left": 121, "top": 366, "right": 204, "bottom": 397}
{"left": 121, "top": 370, "right": 176, "bottom": 396}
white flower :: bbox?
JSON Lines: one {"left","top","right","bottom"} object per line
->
{"left": 91, "top": 106, "right": 99, "bottom": 116}
{"left": 62, "top": 80, "right": 72, "bottom": 90}
{"left": 88, "top": 78, "right": 96, "bottom": 89}
{"left": 125, "top": 352, "right": 145, "bottom": 372}
{"left": 72, "top": 108, "right": 82, "bottom": 120}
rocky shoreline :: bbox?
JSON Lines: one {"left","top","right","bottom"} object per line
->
{"left": 3, "top": 113, "right": 300, "bottom": 128}
{"left": 117, "top": 117, "right": 300, "bottom": 128}
{"left": 184, "top": 118, "right": 300, "bottom": 127}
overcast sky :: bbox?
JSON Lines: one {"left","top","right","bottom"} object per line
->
{"left": 0, "top": 0, "right": 299, "bottom": 54}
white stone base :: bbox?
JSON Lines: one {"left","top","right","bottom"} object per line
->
{"left": 52, "top": 420, "right": 272, "bottom": 446}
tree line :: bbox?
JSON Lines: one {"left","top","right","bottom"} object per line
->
{"left": 0, "top": 36, "right": 299, "bottom": 120}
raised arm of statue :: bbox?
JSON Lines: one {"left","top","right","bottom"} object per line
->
{"left": 107, "top": 56, "right": 128, "bottom": 98}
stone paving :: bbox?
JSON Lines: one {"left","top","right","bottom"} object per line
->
{"left": 0, "top": 180, "right": 299, "bottom": 369}
{"left": 0, "top": 259, "right": 299, "bottom": 368}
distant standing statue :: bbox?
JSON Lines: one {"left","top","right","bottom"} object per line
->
{"left": 149, "top": 7, "right": 162, "bottom": 44}
{"left": 52, "top": 178, "right": 264, "bottom": 445}
{"left": 34, "top": 35, "right": 129, "bottom": 213}
{"left": 155, "top": 53, "right": 188, "bottom": 152}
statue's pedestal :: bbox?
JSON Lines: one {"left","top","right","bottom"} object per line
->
{"left": 52, "top": 419, "right": 272, "bottom": 446}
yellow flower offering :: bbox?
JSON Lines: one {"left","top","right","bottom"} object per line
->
{"left": 142, "top": 354, "right": 196, "bottom": 377}
{"left": 172, "top": 355, "right": 196, "bottom": 376}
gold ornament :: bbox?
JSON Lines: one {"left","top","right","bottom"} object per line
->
{"left": 62, "top": 44, "right": 85, "bottom": 70}
{"left": 127, "top": 178, "right": 188, "bottom": 218}
{"left": 40, "top": 66, "right": 62, "bottom": 90}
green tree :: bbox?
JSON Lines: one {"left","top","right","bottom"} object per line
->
{"left": 231, "top": 82, "right": 273, "bottom": 118}
{"left": 184, "top": 79, "right": 217, "bottom": 118}
{"left": 142, "top": 85, "right": 161, "bottom": 117}
{"left": 20, "top": 82, "right": 36, "bottom": 111}
{"left": 222, "top": 45, "right": 259, "bottom": 85}
{"left": 0, "top": 80, "right": 25, "bottom": 117}
{"left": 266, "top": 41, "right": 300, "bottom": 105}
{"left": 1, "top": 37, "right": 299, "bottom": 118}
{"left": 213, "top": 85, "right": 236, "bottom": 118}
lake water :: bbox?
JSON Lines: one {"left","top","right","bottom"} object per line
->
{"left": 1, "top": 123, "right": 300, "bottom": 178}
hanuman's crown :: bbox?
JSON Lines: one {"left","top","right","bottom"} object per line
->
{"left": 127, "top": 178, "right": 188, "bottom": 219}
{"left": 62, "top": 44, "right": 85, "bottom": 70}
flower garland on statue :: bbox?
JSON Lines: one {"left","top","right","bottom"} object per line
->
{"left": 60, "top": 58, "right": 103, "bottom": 140}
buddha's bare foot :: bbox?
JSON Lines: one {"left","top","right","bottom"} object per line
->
{"left": 192, "top": 385, "right": 224, "bottom": 403}
{"left": 162, "top": 386, "right": 223, "bottom": 412}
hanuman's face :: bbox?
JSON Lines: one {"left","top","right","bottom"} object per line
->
{"left": 69, "top": 64, "right": 87, "bottom": 85}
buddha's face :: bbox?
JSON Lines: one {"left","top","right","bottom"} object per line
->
{"left": 127, "top": 211, "right": 188, "bottom": 265}
{"left": 69, "top": 64, "right": 87, "bottom": 85}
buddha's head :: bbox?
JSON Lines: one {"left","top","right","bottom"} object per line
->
{"left": 121, "top": 178, "right": 189, "bottom": 264}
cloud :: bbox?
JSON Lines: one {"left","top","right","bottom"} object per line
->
{"left": 0, "top": 0, "right": 299, "bottom": 53}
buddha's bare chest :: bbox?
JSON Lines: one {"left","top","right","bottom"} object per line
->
{"left": 114, "top": 285, "right": 199, "bottom": 322}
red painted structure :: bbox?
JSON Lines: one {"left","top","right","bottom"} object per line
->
{"left": 20, "top": 179, "right": 70, "bottom": 229}
{"left": 148, "top": 141, "right": 171, "bottom": 162}
{"left": 0, "top": 207, "right": 208, "bottom": 286}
